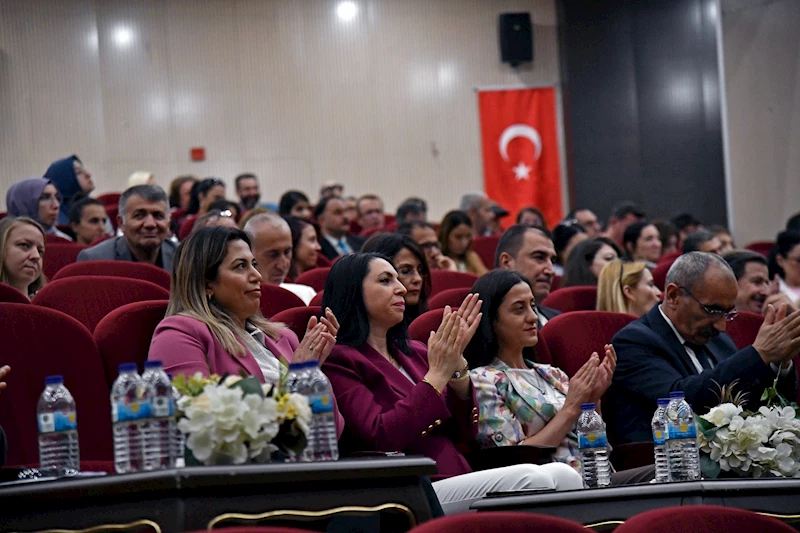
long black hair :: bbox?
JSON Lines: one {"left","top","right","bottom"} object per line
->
{"left": 623, "top": 220, "right": 651, "bottom": 260}
{"left": 464, "top": 270, "right": 536, "bottom": 369}
{"left": 362, "top": 232, "right": 431, "bottom": 322}
{"left": 321, "top": 253, "right": 411, "bottom": 355}
{"left": 562, "top": 237, "right": 623, "bottom": 287}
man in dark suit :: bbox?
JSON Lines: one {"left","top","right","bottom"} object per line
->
{"left": 314, "top": 196, "right": 365, "bottom": 260}
{"left": 77, "top": 185, "right": 177, "bottom": 271}
{"left": 607, "top": 252, "right": 800, "bottom": 444}
{"left": 495, "top": 224, "right": 561, "bottom": 329}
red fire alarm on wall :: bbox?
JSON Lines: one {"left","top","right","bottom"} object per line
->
{"left": 190, "top": 147, "right": 206, "bottom": 161}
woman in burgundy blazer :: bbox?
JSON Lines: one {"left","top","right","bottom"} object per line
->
{"left": 321, "top": 253, "right": 582, "bottom": 514}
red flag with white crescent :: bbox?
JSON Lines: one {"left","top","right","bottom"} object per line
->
{"left": 478, "top": 87, "right": 563, "bottom": 229}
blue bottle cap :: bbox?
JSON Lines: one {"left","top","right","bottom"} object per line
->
{"left": 118, "top": 363, "right": 138, "bottom": 372}
{"left": 657, "top": 398, "right": 671, "bottom": 405}
{"left": 288, "top": 361, "right": 318, "bottom": 370}
{"left": 45, "top": 375, "right": 64, "bottom": 385}
{"left": 580, "top": 402, "right": 596, "bottom": 410}
{"left": 144, "top": 361, "right": 163, "bottom": 369}
{"left": 668, "top": 391, "right": 685, "bottom": 399}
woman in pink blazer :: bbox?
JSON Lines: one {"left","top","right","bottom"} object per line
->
{"left": 148, "top": 226, "right": 343, "bottom": 435}
{"left": 321, "top": 253, "right": 582, "bottom": 514}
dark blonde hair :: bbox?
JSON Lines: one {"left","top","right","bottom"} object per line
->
{"left": 167, "top": 226, "right": 281, "bottom": 356}
{"left": 0, "top": 217, "right": 47, "bottom": 297}
{"left": 596, "top": 260, "right": 648, "bottom": 313}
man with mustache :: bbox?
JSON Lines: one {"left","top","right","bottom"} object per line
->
{"left": 606, "top": 252, "right": 800, "bottom": 444}
{"left": 723, "top": 250, "right": 797, "bottom": 315}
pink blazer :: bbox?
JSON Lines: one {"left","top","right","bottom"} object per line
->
{"left": 148, "top": 314, "right": 343, "bottom": 438}
{"left": 322, "top": 340, "right": 478, "bottom": 479}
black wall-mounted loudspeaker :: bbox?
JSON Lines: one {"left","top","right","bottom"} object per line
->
{"left": 499, "top": 12, "right": 533, "bottom": 66}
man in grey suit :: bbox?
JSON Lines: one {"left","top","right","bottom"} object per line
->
{"left": 77, "top": 184, "right": 177, "bottom": 271}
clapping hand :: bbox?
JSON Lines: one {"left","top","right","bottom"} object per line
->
{"left": 564, "top": 355, "right": 598, "bottom": 413}
{"left": 427, "top": 307, "right": 468, "bottom": 379}
{"left": 753, "top": 304, "right": 800, "bottom": 365}
{"left": 590, "top": 344, "right": 617, "bottom": 401}
{"left": 0, "top": 365, "right": 9, "bottom": 397}
{"left": 294, "top": 308, "right": 340, "bottom": 365}
{"left": 452, "top": 293, "right": 483, "bottom": 353}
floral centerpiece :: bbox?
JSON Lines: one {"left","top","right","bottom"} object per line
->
{"left": 697, "top": 379, "right": 800, "bottom": 478}
{"left": 172, "top": 373, "right": 311, "bottom": 465}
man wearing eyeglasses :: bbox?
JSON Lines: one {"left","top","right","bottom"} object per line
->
{"left": 606, "top": 252, "right": 800, "bottom": 444}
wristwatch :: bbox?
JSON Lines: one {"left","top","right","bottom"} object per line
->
{"left": 451, "top": 359, "right": 470, "bottom": 381}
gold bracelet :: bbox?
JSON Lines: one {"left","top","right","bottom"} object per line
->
{"left": 421, "top": 378, "right": 443, "bottom": 394}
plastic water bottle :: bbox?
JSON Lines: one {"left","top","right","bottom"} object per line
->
{"left": 665, "top": 391, "right": 701, "bottom": 482}
{"left": 284, "top": 362, "right": 308, "bottom": 395}
{"left": 141, "top": 361, "right": 175, "bottom": 470}
{"left": 577, "top": 402, "right": 611, "bottom": 488}
{"left": 291, "top": 361, "right": 339, "bottom": 462}
{"left": 651, "top": 398, "right": 671, "bottom": 483}
{"left": 37, "top": 375, "right": 80, "bottom": 475}
{"left": 111, "top": 363, "right": 147, "bottom": 473}
{"left": 168, "top": 374, "right": 185, "bottom": 468}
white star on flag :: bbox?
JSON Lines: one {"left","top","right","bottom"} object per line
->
{"left": 512, "top": 161, "right": 532, "bottom": 180}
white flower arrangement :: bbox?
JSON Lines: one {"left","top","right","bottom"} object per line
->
{"left": 173, "top": 373, "right": 311, "bottom": 465}
{"left": 698, "top": 403, "right": 800, "bottom": 478}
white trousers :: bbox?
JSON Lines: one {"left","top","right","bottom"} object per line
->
{"left": 431, "top": 463, "right": 582, "bottom": 515}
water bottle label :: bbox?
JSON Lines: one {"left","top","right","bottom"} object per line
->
{"left": 152, "top": 396, "right": 172, "bottom": 418}
{"left": 579, "top": 431, "right": 608, "bottom": 449}
{"left": 38, "top": 410, "right": 77, "bottom": 433}
{"left": 113, "top": 400, "right": 151, "bottom": 422}
{"left": 308, "top": 393, "right": 334, "bottom": 414}
{"left": 668, "top": 421, "right": 697, "bottom": 439}
{"left": 653, "top": 429, "right": 666, "bottom": 445}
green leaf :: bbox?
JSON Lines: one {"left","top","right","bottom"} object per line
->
{"left": 761, "top": 389, "right": 770, "bottom": 401}
{"left": 696, "top": 417, "right": 714, "bottom": 433}
{"left": 700, "top": 453, "right": 721, "bottom": 479}
{"left": 702, "top": 426, "right": 720, "bottom": 440}
{"left": 230, "top": 376, "right": 265, "bottom": 398}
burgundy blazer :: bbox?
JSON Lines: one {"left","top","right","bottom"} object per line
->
{"left": 149, "top": 315, "right": 343, "bottom": 438}
{"left": 323, "top": 340, "right": 479, "bottom": 479}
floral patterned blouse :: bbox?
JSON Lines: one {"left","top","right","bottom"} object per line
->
{"left": 471, "top": 357, "right": 583, "bottom": 473}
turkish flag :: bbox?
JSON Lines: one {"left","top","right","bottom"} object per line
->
{"left": 478, "top": 87, "right": 563, "bottom": 229}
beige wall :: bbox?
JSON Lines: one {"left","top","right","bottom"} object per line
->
{"left": 722, "top": 0, "right": 800, "bottom": 245}
{"left": 0, "top": 0, "right": 562, "bottom": 220}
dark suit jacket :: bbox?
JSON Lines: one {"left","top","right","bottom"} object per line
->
{"left": 606, "top": 305, "right": 797, "bottom": 444}
{"left": 322, "top": 341, "right": 479, "bottom": 479}
{"left": 319, "top": 233, "right": 366, "bottom": 260}
{"left": 537, "top": 305, "right": 561, "bottom": 330}
{"left": 76, "top": 236, "right": 177, "bottom": 271}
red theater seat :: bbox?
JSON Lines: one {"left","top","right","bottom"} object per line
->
{"left": 105, "top": 205, "right": 119, "bottom": 231}
{"left": 614, "top": 505, "right": 796, "bottom": 533}
{"left": 652, "top": 260, "right": 674, "bottom": 291}
{"left": 408, "top": 309, "right": 444, "bottom": 344}
{"left": 428, "top": 287, "right": 471, "bottom": 310}
{"left": 410, "top": 512, "right": 587, "bottom": 533}
{"left": 429, "top": 270, "right": 478, "bottom": 296}
{"left": 745, "top": 241, "right": 775, "bottom": 257}
{"left": 541, "top": 286, "right": 597, "bottom": 313}
{"left": 45, "top": 233, "right": 72, "bottom": 244}
{"left": 0, "top": 304, "right": 113, "bottom": 466}
{"left": 271, "top": 306, "right": 322, "bottom": 341}
{"left": 472, "top": 236, "right": 500, "bottom": 270}
{"left": 315, "top": 255, "right": 332, "bottom": 268}
{"left": 726, "top": 311, "right": 763, "bottom": 350}
{"left": 96, "top": 193, "right": 121, "bottom": 207}
{"left": 259, "top": 283, "right": 306, "bottom": 318}
{"left": 0, "top": 283, "right": 29, "bottom": 303}
{"left": 310, "top": 290, "right": 324, "bottom": 307}
{"left": 52, "top": 260, "right": 171, "bottom": 290}
{"left": 294, "top": 267, "right": 331, "bottom": 292}
{"left": 42, "top": 243, "right": 86, "bottom": 280}
{"left": 178, "top": 214, "right": 199, "bottom": 240}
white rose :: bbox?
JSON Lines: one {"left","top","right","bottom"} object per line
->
{"left": 702, "top": 403, "right": 743, "bottom": 427}
{"left": 186, "top": 430, "right": 215, "bottom": 462}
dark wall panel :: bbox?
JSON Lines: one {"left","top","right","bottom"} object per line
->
{"left": 559, "top": 0, "right": 727, "bottom": 226}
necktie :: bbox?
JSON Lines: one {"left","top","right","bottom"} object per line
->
{"left": 337, "top": 238, "right": 349, "bottom": 255}
{"left": 686, "top": 342, "right": 713, "bottom": 372}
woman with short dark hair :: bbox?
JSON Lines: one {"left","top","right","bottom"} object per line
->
{"left": 278, "top": 191, "right": 312, "bottom": 220}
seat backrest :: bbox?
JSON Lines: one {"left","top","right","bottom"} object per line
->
{"left": 409, "top": 512, "right": 587, "bottom": 533}
{"left": 51, "top": 260, "right": 171, "bottom": 290}
{"left": 105, "top": 205, "right": 119, "bottom": 231}
{"left": 42, "top": 243, "right": 87, "bottom": 280}
{"left": 32, "top": 275, "right": 170, "bottom": 332}
{"left": 472, "top": 236, "right": 500, "bottom": 270}
{"left": 0, "top": 282, "right": 29, "bottom": 304}
{"left": 614, "top": 505, "right": 796, "bottom": 533}
{"left": 96, "top": 193, "right": 121, "bottom": 207}
{"left": 45, "top": 233, "right": 72, "bottom": 244}
{"left": 551, "top": 274, "right": 562, "bottom": 292}
{"left": 429, "top": 270, "right": 478, "bottom": 296}
{"left": 726, "top": 311, "right": 763, "bottom": 350}
{"left": 94, "top": 300, "right": 169, "bottom": 388}
{"left": 0, "top": 304, "right": 113, "bottom": 466}
{"left": 259, "top": 283, "right": 306, "bottom": 318}
{"left": 310, "top": 290, "right": 324, "bottom": 307}
{"left": 315, "top": 254, "right": 332, "bottom": 268}
{"left": 428, "top": 287, "right": 471, "bottom": 310}
{"left": 294, "top": 267, "right": 331, "bottom": 292}
{"left": 408, "top": 308, "right": 445, "bottom": 344}
{"left": 541, "top": 286, "right": 598, "bottom": 313}
{"left": 540, "top": 311, "right": 636, "bottom": 377}
{"left": 652, "top": 260, "right": 674, "bottom": 291}
{"left": 271, "top": 306, "right": 322, "bottom": 341}
{"left": 657, "top": 250, "right": 681, "bottom": 266}
{"left": 178, "top": 214, "right": 199, "bottom": 240}
{"left": 745, "top": 241, "right": 776, "bottom": 257}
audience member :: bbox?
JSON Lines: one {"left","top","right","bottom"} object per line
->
{"left": 604, "top": 201, "right": 645, "bottom": 245}
{"left": 397, "top": 221, "right": 457, "bottom": 271}
{"left": 723, "top": 250, "right": 795, "bottom": 315}
{"left": 149, "top": 227, "right": 342, "bottom": 435}
{"left": 284, "top": 216, "right": 322, "bottom": 280}
{"left": 552, "top": 221, "right": 588, "bottom": 275}
{"left": 319, "top": 181, "right": 343, "bottom": 200}
{"left": 356, "top": 194, "right": 385, "bottom": 232}
{"left": 127, "top": 171, "right": 155, "bottom": 188}
{"left": 314, "top": 196, "right": 365, "bottom": 260}
{"left": 459, "top": 192, "right": 495, "bottom": 237}
{"left": 244, "top": 213, "right": 317, "bottom": 304}
{"left": 44, "top": 155, "right": 94, "bottom": 225}
{"left": 438, "top": 210, "right": 488, "bottom": 275}
{"left": 682, "top": 228, "right": 723, "bottom": 255}
{"left": 0, "top": 217, "right": 46, "bottom": 299}
{"left": 623, "top": 221, "right": 662, "bottom": 267}
{"left": 495, "top": 225, "right": 560, "bottom": 328}
{"left": 597, "top": 260, "right": 662, "bottom": 317}
{"left": 672, "top": 213, "right": 702, "bottom": 242}
{"left": 235, "top": 173, "right": 263, "bottom": 212}
{"left": 517, "top": 206, "right": 547, "bottom": 228}
{"left": 321, "top": 254, "right": 581, "bottom": 514}
{"left": 342, "top": 195, "right": 358, "bottom": 223}
{"left": 68, "top": 197, "right": 108, "bottom": 246}
{"left": 562, "top": 237, "right": 623, "bottom": 288}
{"left": 187, "top": 178, "right": 226, "bottom": 216}
{"left": 787, "top": 212, "right": 800, "bottom": 233}
{"left": 278, "top": 190, "right": 313, "bottom": 219}
{"left": 77, "top": 185, "right": 176, "bottom": 270}
{"left": 567, "top": 208, "right": 602, "bottom": 237}
{"left": 607, "top": 252, "right": 800, "bottom": 444}
{"left": 363, "top": 232, "right": 431, "bottom": 323}
{"left": 208, "top": 199, "right": 241, "bottom": 223}
{"left": 396, "top": 198, "right": 427, "bottom": 225}
{"left": 708, "top": 225, "right": 735, "bottom": 254}
{"left": 771, "top": 231, "right": 800, "bottom": 307}
{"left": 6, "top": 178, "right": 71, "bottom": 240}
{"left": 168, "top": 175, "right": 197, "bottom": 211}
{"left": 192, "top": 209, "right": 238, "bottom": 232}
{"left": 653, "top": 219, "right": 679, "bottom": 256}
{"left": 486, "top": 202, "right": 509, "bottom": 236}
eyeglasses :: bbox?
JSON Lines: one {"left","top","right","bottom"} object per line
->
{"left": 38, "top": 193, "right": 60, "bottom": 204}
{"left": 419, "top": 241, "right": 441, "bottom": 250}
{"left": 218, "top": 210, "right": 233, "bottom": 218}
{"left": 679, "top": 286, "right": 739, "bottom": 322}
